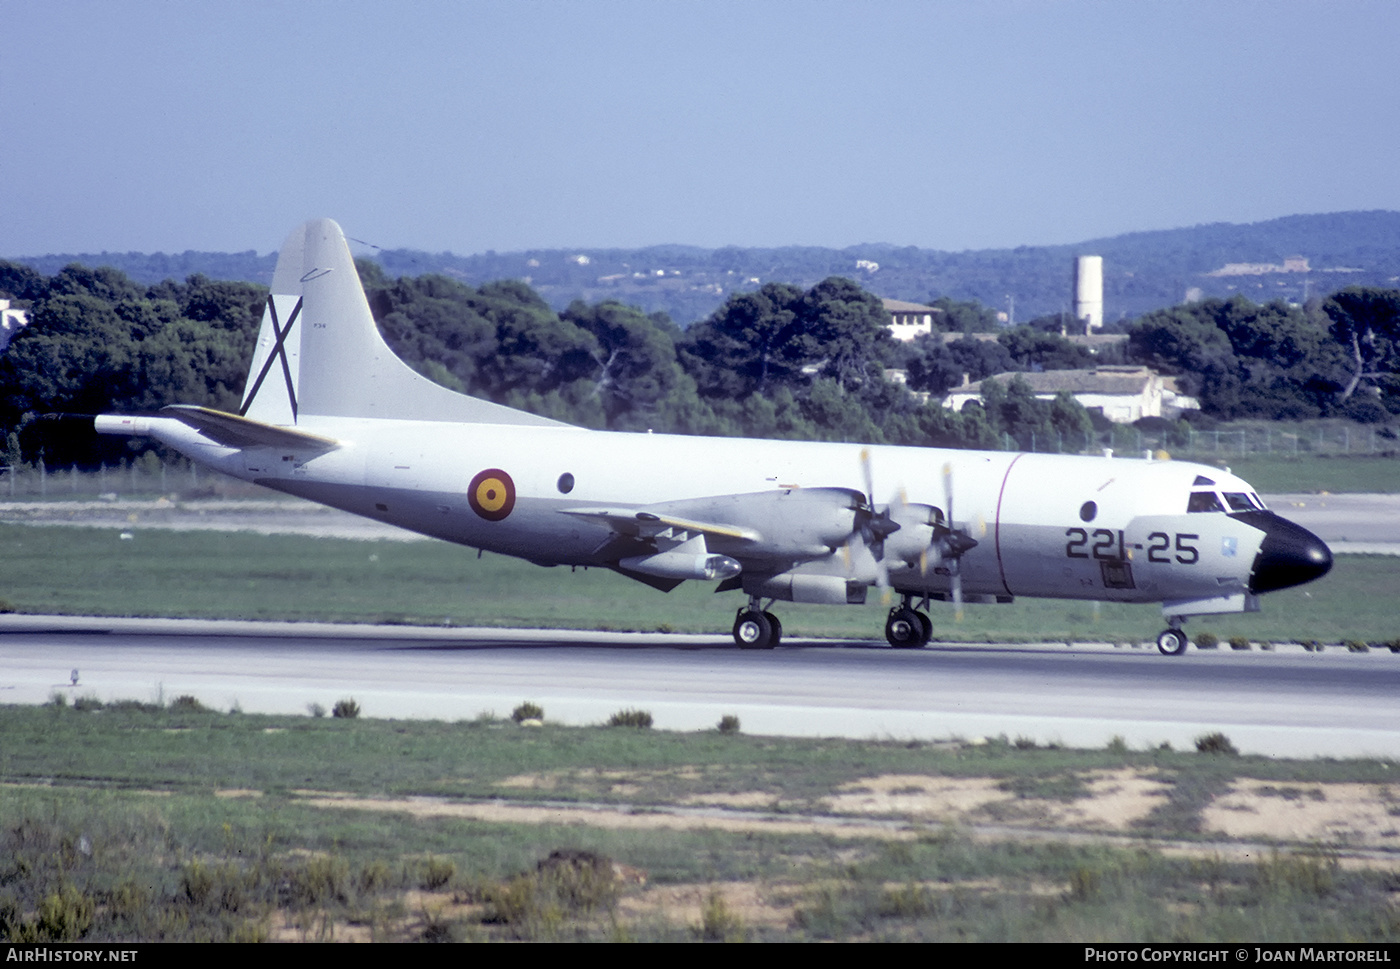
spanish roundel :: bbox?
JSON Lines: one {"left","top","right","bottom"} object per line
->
{"left": 467, "top": 468, "right": 515, "bottom": 521}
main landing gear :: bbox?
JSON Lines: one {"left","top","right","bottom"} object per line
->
{"left": 731, "top": 594, "right": 936, "bottom": 650}
{"left": 1157, "top": 617, "right": 1189, "bottom": 656}
{"left": 733, "top": 597, "right": 782, "bottom": 649}
{"left": 885, "top": 595, "right": 933, "bottom": 648}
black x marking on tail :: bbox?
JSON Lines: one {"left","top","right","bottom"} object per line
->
{"left": 240, "top": 296, "right": 302, "bottom": 419}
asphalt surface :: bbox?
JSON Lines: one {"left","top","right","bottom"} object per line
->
{"left": 3, "top": 615, "right": 1397, "bottom": 758}
{"left": 2, "top": 493, "right": 1396, "bottom": 756}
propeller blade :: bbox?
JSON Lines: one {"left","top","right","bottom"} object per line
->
{"left": 860, "top": 448, "right": 876, "bottom": 509}
{"left": 951, "top": 564, "right": 964, "bottom": 622}
{"left": 942, "top": 461, "right": 954, "bottom": 527}
{"left": 943, "top": 460, "right": 965, "bottom": 620}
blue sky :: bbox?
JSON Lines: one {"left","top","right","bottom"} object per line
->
{"left": 6, "top": 0, "right": 1399, "bottom": 257}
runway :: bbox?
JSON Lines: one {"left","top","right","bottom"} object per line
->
{"left": 3, "top": 614, "right": 1397, "bottom": 759}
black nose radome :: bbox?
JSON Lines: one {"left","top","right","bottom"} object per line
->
{"left": 1232, "top": 510, "right": 1333, "bottom": 594}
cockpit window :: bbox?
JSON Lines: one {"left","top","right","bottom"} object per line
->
{"left": 1223, "top": 492, "right": 1256, "bottom": 512}
{"left": 1187, "top": 491, "right": 1225, "bottom": 513}
{"left": 1192, "top": 475, "right": 1216, "bottom": 486}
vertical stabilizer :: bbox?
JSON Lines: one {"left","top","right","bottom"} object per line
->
{"left": 240, "top": 219, "right": 567, "bottom": 427}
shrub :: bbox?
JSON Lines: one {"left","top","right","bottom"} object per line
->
{"left": 35, "top": 884, "right": 94, "bottom": 941}
{"left": 358, "top": 859, "right": 394, "bottom": 893}
{"left": 110, "top": 699, "right": 162, "bottom": 713}
{"left": 332, "top": 698, "right": 360, "bottom": 719}
{"left": 307, "top": 702, "right": 326, "bottom": 718}
{"left": 1195, "top": 732, "right": 1239, "bottom": 756}
{"left": 1194, "top": 632, "right": 1219, "bottom": 650}
{"left": 1068, "top": 867, "right": 1102, "bottom": 901}
{"left": 607, "top": 708, "right": 653, "bottom": 728}
{"left": 512, "top": 701, "right": 544, "bottom": 724}
{"left": 72, "top": 695, "right": 104, "bottom": 712}
{"left": 484, "top": 850, "right": 621, "bottom": 933}
{"left": 420, "top": 856, "right": 456, "bottom": 891}
{"left": 1228, "top": 636, "right": 1251, "bottom": 651}
{"left": 288, "top": 855, "right": 352, "bottom": 908}
{"left": 699, "top": 888, "right": 746, "bottom": 941}
{"left": 169, "top": 694, "right": 207, "bottom": 712}
{"left": 717, "top": 714, "right": 741, "bottom": 734}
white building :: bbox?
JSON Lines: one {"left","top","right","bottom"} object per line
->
{"left": 0, "top": 300, "right": 28, "bottom": 352}
{"left": 943, "top": 365, "right": 1199, "bottom": 424}
{"left": 882, "top": 298, "right": 942, "bottom": 342}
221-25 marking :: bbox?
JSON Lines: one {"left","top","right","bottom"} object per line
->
{"left": 1065, "top": 528, "right": 1198, "bottom": 564}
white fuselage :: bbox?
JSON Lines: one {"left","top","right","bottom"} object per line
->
{"left": 144, "top": 413, "right": 1272, "bottom": 612}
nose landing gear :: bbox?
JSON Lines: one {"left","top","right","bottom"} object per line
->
{"left": 1157, "top": 618, "right": 1189, "bottom": 656}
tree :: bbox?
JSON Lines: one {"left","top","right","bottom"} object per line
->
{"left": 998, "top": 327, "right": 1096, "bottom": 371}
{"left": 560, "top": 300, "right": 712, "bottom": 431}
{"left": 928, "top": 296, "right": 998, "bottom": 333}
{"left": 1324, "top": 287, "right": 1400, "bottom": 408}
{"left": 798, "top": 277, "right": 896, "bottom": 392}
{"left": 945, "top": 336, "right": 1015, "bottom": 384}
{"left": 678, "top": 282, "right": 809, "bottom": 398}
{"left": 903, "top": 335, "right": 963, "bottom": 395}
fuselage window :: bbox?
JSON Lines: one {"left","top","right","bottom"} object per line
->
{"left": 1187, "top": 491, "right": 1225, "bottom": 513}
{"left": 1223, "top": 492, "right": 1255, "bottom": 512}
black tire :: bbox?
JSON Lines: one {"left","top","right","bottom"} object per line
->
{"left": 734, "top": 610, "right": 776, "bottom": 649}
{"left": 886, "top": 607, "right": 923, "bottom": 648}
{"left": 914, "top": 611, "right": 933, "bottom": 646}
{"left": 1157, "top": 628, "right": 1188, "bottom": 656}
{"left": 762, "top": 612, "right": 783, "bottom": 648}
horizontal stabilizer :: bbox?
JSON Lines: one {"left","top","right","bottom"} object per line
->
{"left": 162, "top": 405, "right": 340, "bottom": 451}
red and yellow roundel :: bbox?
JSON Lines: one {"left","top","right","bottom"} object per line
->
{"left": 467, "top": 468, "right": 515, "bottom": 521}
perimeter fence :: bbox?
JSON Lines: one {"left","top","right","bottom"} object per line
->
{"left": 2, "top": 422, "right": 1397, "bottom": 500}
{"left": 0, "top": 459, "right": 265, "bottom": 501}
{"left": 1002, "top": 423, "right": 1399, "bottom": 459}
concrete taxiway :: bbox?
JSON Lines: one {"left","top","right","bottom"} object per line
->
{"left": 2, "top": 614, "right": 1397, "bottom": 759}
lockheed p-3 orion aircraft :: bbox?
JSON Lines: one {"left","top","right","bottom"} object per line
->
{"left": 97, "top": 220, "right": 1333, "bottom": 653}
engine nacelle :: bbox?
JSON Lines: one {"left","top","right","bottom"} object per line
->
{"left": 742, "top": 573, "right": 867, "bottom": 605}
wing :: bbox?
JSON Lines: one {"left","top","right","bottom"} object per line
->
{"left": 561, "top": 487, "right": 871, "bottom": 591}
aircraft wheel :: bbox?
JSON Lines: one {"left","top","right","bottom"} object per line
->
{"left": 734, "top": 610, "right": 776, "bottom": 649}
{"left": 914, "top": 611, "right": 933, "bottom": 646}
{"left": 886, "top": 607, "right": 924, "bottom": 648}
{"left": 1157, "top": 628, "right": 1189, "bottom": 656}
{"left": 763, "top": 612, "right": 783, "bottom": 647}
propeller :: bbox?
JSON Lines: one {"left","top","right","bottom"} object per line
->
{"left": 846, "top": 451, "right": 981, "bottom": 616}
{"left": 855, "top": 449, "right": 900, "bottom": 599}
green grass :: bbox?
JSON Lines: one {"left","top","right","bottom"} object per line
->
{"left": 3, "top": 703, "right": 1400, "bottom": 942}
{"left": 1212, "top": 454, "right": 1400, "bottom": 494}
{"left": 3, "top": 523, "right": 1396, "bottom": 643}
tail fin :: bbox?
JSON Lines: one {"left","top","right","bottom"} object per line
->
{"left": 240, "top": 219, "right": 565, "bottom": 427}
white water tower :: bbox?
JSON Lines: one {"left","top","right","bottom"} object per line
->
{"left": 1074, "top": 255, "right": 1103, "bottom": 333}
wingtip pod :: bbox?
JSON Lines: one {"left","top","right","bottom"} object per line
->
{"left": 242, "top": 219, "right": 569, "bottom": 428}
